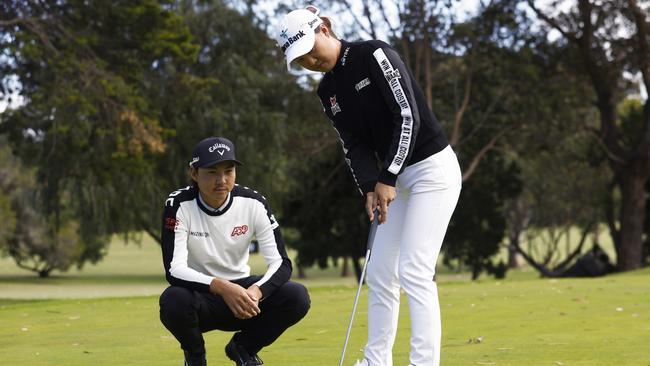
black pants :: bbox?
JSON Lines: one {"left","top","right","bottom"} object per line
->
{"left": 159, "top": 277, "right": 310, "bottom": 355}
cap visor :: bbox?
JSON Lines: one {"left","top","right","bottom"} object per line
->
{"left": 198, "top": 159, "right": 243, "bottom": 168}
{"left": 285, "top": 31, "right": 315, "bottom": 70}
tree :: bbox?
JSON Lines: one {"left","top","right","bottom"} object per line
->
{"left": 135, "top": 0, "right": 325, "bottom": 240}
{"left": 0, "top": 138, "right": 19, "bottom": 255}
{"left": 444, "top": 152, "right": 521, "bottom": 279}
{"left": 0, "top": 0, "right": 198, "bottom": 274}
{"left": 0, "top": 136, "right": 98, "bottom": 277}
{"left": 508, "top": 144, "right": 610, "bottom": 277}
{"left": 281, "top": 142, "right": 371, "bottom": 279}
{"left": 527, "top": 0, "right": 650, "bottom": 271}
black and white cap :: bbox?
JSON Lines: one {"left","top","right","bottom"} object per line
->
{"left": 189, "top": 137, "right": 243, "bottom": 168}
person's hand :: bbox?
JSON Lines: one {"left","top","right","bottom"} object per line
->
{"left": 366, "top": 183, "right": 396, "bottom": 224}
{"left": 246, "top": 285, "right": 263, "bottom": 309}
{"left": 210, "top": 278, "right": 260, "bottom": 319}
{"left": 365, "top": 192, "right": 376, "bottom": 222}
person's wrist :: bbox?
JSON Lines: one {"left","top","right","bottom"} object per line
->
{"left": 249, "top": 284, "right": 263, "bottom": 300}
{"left": 210, "top": 277, "right": 225, "bottom": 295}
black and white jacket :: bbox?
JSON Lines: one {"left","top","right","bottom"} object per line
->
{"left": 161, "top": 184, "right": 291, "bottom": 298}
{"left": 318, "top": 39, "right": 448, "bottom": 195}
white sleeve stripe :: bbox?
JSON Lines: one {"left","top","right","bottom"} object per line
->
{"left": 372, "top": 48, "right": 414, "bottom": 175}
{"left": 254, "top": 258, "right": 282, "bottom": 288}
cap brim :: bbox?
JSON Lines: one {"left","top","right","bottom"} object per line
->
{"left": 197, "top": 159, "right": 243, "bottom": 168}
{"left": 284, "top": 31, "right": 316, "bottom": 70}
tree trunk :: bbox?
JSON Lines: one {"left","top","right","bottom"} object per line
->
{"left": 297, "top": 264, "right": 306, "bottom": 279}
{"left": 352, "top": 256, "right": 362, "bottom": 282}
{"left": 507, "top": 244, "right": 523, "bottom": 269}
{"left": 341, "top": 256, "right": 350, "bottom": 277}
{"left": 615, "top": 161, "right": 647, "bottom": 270}
{"left": 38, "top": 269, "right": 51, "bottom": 278}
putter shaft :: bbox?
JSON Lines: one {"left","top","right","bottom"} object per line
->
{"left": 339, "top": 211, "right": 379, "bottom": 366}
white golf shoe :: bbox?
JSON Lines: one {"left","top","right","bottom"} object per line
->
{"left": 352, "top": 359, "right": 368, "bottom": 366}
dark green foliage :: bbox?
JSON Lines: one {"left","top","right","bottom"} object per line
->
{"left": 281, "top": 143, "right": 370, "bottom": 275}
{"left": 444, "top": 153, "right": 521, "bottom": 279}
{"left": 0, "top": 0, "right": 323, "bottom": 275}
{"left": 0, "top": 0, "right": 197, "bottom": 275}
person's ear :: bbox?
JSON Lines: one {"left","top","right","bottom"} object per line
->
{"left": 320, "top": 24, "right": 331, "bottom": 37}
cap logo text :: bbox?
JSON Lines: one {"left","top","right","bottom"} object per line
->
{"left": 209, "top": 143, "right": 231, "bottom": 153}
{"left": 280, "top": 30, "right": 306, "bottom": 52}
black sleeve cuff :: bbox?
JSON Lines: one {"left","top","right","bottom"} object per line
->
{"left": 378, "top": 169, "right": 398, "bottom": 187}
{"left": 360, "top": 181, "right": 377, "bottom": 196}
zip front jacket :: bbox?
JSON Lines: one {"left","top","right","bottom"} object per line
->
{"left": 317, "top": 39, "right": 448, "bottom": 195}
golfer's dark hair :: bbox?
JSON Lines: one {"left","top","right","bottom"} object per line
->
{"left": 317, "top": 16, "right": 337, "bottom": 38}
{"left": 188, "top": 167, "right": 198, "bottom": 187}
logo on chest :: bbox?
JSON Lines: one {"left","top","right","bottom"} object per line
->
{"left": 330, "top": 95, "right": 342, "bottom": 115}
{"left": 231, "top": 225, "right": 249, "bottom": 237}
{"left": 355, "top": 77, "right": 371, "bottom": 92}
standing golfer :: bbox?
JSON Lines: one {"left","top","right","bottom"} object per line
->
{"left": 159, "top": 136, "right": 310, "bottom": 366}
{"left": 276, "top": 7, "right": 461, "bottom": 366}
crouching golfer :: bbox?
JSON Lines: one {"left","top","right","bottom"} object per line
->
{"left": 159, "top": 136, "right": 310, "bottom": 366}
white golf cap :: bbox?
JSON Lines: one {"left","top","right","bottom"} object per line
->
{"left": 276, "top": 8, "right": 323, "bottom": 70}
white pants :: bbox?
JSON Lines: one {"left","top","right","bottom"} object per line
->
{"left": 364, "top": 145, "right": 461, "bottom": 366}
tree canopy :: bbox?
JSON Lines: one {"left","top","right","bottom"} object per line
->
{"left": 1, "top": 0, "right": 648, "bottom": 277}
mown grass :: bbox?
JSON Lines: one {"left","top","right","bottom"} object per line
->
{"left": 1, "top": 268, "right": 649, "bottom": 365}
{"left": 1, "top": 234, "right": 648, "bottom": 365}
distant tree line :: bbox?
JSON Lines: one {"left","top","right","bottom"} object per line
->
{"left": 0, "top": 0, "right": 648, "bottom": 278}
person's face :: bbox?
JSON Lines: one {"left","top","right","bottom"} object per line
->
{"left": 295, "top": 25, "right": 339, "bottom": 72}
{"left": 191, "top": 161, "right": 236, "bottom": 207}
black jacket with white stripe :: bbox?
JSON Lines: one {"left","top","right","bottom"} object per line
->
{"left": 317, "top": 39, "right": 448, "bottom": 195}
{"left": 161, "top": 184, "right": 292, "bottom": 298}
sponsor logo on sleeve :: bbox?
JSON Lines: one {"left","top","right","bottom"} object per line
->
{"left": 165, "top": 217, "right": 181, "bottom": 231}
{"left": 373, "top": 48, "right": 413, "bottom": 174}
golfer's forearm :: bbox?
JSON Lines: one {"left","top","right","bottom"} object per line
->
{"left": 209, "top": 277, "right": 231, "bottom": 295}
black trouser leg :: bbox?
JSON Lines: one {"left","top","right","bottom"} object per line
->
{"left": 159, "top": 286, "right": 206, "bottom": 354}
{"left": 236, "top": 281, "right": 311, "bottom": 353}
{"left": 159, "top": 278, "right": 310, "bottom": 356}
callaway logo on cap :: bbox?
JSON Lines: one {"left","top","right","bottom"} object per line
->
{"left": 276, "top": 8, "right": 323, "bottom": 70}
{"left": 189, "top": 137, "right": 243, "bottom": 168}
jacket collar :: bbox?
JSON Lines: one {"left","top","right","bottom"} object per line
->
{"left": 196, "top": 190, "right": 233, "bottom": 216}
{"left": 330, "top": 39, "right": 350, "bottom": 74}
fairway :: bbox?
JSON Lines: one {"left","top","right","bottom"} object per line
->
{"left": 1, "top": 270, "right": 649, "bottom": 365}
{"left": 1, "top": 239, "right": 649, "bottom": 365}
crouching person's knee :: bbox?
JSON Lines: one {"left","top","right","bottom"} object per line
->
{"left": 285, "top": 282, "right": 311, "bottom": 322}
{"left": 159, "top": 286, "right": 196, "bottom": 329}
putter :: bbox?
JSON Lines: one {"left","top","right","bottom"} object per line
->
{"left": 339, "top": 209, "right": 380, "bottom": 366}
